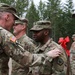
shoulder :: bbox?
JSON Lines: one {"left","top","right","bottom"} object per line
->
{"left": 48, "top": 39, "right": 62, "bottom": 50}
{"left": 0, "top": 27, "right": 16, "bottom": 43}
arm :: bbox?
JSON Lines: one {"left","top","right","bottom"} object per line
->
{"left": 52, "top": 45, "right": 67, "bottom": 75}
{"left": 0, "top": 27, "right": 62, "bottom": 68}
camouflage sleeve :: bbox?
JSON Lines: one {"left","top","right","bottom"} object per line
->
{"left": 52, "top": 45, "right": 67, "bottom": 75}
{"left": 0, "top": 27, "right": 47, "bottom": 67}
{"left": 1, "top": 57, "right": 9, "bottom": 75}
{"left": 0, "top": 28, "right": 9, "bottom": 75}
{"left": 70, "top": 42, "right": 75, "bottom": 75}
{"left": 70, "top": 42, "right": 75, "bottom": 62}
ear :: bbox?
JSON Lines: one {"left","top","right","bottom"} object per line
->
{"left": 5, "top": 13, "right": 9, "bottom": 21}
{"left": 44, "top": 30, "right": 49, "bottom": 35}
{"left": 23, "top": 25, "right": 27, "bottom": 30}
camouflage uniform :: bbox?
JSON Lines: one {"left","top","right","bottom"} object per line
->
{"left": 11, "top": 19, "right": 36, "bottom": 75}
{"left": 70, "top": 39, "right": 75, "bottom": 75}
{"left": 0, "top": 3, "right": 20, "bottom": 75}
{"left": 29, "top": 21, "right": 67, "bottom": 75}
{"left": 29, "top": 39, "right": 67, "bottom": 75}
{"left": 12, "top": 34, "right": 36, "bottom": 75}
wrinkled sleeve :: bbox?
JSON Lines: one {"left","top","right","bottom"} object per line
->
{"left": 70, "top": 42, "right": 75, "bottom": 75}
{"left": 1, "top": 56, "right": 9, "bottom": 75}
{"left": 4, "top": 43, "right": 46, "bottom": 67}
{"left": 52, "top": 45, "right": 67, "bottom": 75}
{"left": 0, "top": 28, "right": 9, "bottom": 75}
{"left": 70, "top": 42, "right": 75, "bottom": 62}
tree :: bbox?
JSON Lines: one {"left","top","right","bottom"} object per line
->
{"left": 0, "top": 0, "right": 29, "bottom": 17}
{"left": 14, "top": 0, "right": 29, "bottom": 17}
{"left": 38, "top": 0, "right": 46, "bottom": 20}
{"left": 46, "top": 0, "right": 61, "bottom": 41}
{"left": 60, "top": 0, "right": 74, "bottom": 38}
{"left": 26, "top": 0, "right": 39, "bottom": 37}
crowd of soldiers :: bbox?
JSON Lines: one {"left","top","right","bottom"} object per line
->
{"left": 0, "top": 2, "right": 75, "bottom": 75}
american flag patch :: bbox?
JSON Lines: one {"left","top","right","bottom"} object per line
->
{"left": 9, "top": 36, "right": 16, "bottom": 43}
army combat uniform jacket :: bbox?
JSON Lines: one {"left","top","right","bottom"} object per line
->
{"left": 29, "top": 39, "right": 67, "bottom": 75}
{"left": 12, "top": 34, "right": 36, "bottom": 75}
{"left": 70, "top": 42, "right": 75, "bottom": 75}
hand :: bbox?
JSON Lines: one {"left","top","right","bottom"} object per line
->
{"left": 45, "top": 48, "right": 62, "bottom": 58}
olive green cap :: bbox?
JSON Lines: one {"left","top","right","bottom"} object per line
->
{"left": 15, "top": 19, "right": 28, "bottom": 24}
{"left": 30, "top": 20, "right": 51, "bottom": 31}
{"left": 0, "top": 3, "right": 20, "bottom": 20}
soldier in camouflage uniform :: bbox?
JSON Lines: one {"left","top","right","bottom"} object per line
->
{"left": 0, "top": 3, "right": 20, "bottom": 75}
{"left": 12, "top": 19, "right": 36, "bottom": 75}
{"left": 70, "top": 34, "right": 75, "bottom": 75}
{"left": 13, "top": 19, "right": 36, "bottom": 51}
{"left": 0, "top": 3, "right": 63, "bottom": 75}
{"left": 70, "top": 12, "right": 75, "bottom": 75}
{"left": 29, "top": 20, "right": 67, "bottom": 75}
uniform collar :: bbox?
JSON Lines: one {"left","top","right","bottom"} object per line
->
{"left": 39, "top": 38, "right": 53, "bottom": 51}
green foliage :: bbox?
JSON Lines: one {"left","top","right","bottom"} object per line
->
{"left": 0, "top": 0, "right": 29, "bottom": 17}
{"left": 0, "top": 0, "right": 14, "bottom": 5}
{"left": 14, "top": 0, "right": 29, "bottom": 17}
{"left": 38, "top": 0, "right": 46, "bottom": 20}
{"left": 26, "top": 0, "right": 39, "bottom": 37}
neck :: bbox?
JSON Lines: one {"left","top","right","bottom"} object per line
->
{"left": 41, "top": 36, "right": 50, "bottom": 45}
{"left": 15, "top": 31, "right": 26, "bottom": 39}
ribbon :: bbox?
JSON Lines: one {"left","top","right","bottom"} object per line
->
{"left": 58, "top": 36, "right": 70, "bottom": 56}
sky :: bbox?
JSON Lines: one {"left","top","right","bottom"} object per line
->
{"left": 33, "top": 0, "right": 75, "bottom": 8}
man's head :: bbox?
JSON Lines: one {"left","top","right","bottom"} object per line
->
{"left": 30, "top": 20, "right": 51, "bottom": 43}
{"left": 0, "top": 3, "right": 20, "bottom": 31}
{"left": 72, "top": 34, "right": 75, "bottom": 41}
{"left": 13, "top": 19, "right": 28, "bottom": 36}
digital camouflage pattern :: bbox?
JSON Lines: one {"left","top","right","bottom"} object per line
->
{"left": 31, "top": 20, "right": 67, "bottom": 75}
{"left": 0, "top": 3, "right": 20, "bottom": 75}
{"left": 0, "top": 53, "right": 9, "bottom": 75}
{"left": 29, "top": 38, "right": 67, "bottom": 75}
{"left": 70, "top": 41, "right": 75, "bottom": 75}
{"left": 12, "top": 34, "right": 36, "bottom": 75}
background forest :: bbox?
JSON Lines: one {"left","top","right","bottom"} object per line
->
{"left": 0, "top": 0, "right": 75, "bottom": 43}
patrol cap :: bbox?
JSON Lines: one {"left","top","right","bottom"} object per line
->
{"left": 15, "top": 19, "right": 28, "bottom": 24}
{"left": 30, "top": 20, "right": 51, "bottom": 31}
{"left": 0, "top": 3, "right": 20, "bottom": 20}
{"left": 72, "top": 34, "right": 75, "bottom": 38}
